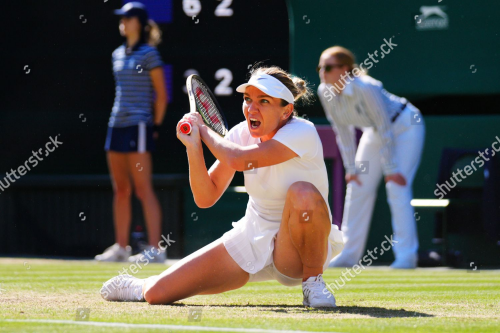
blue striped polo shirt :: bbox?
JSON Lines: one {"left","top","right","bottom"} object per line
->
{"left": 109, "top": 43, "right": 163, "bottom": 128}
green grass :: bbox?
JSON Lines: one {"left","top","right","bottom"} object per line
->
{"left": 0, "top": 258, "right": 499, "bottom": 333}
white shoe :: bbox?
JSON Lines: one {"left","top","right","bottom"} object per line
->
{"left": 95, "top": 243, "right": 131, "bottom": 262}
{"left": 302, "top": 274, "right": 336, "bottom": 308}
{"left": 128, "top": 245, "right": 166, "bottom": 264}
{"left": 100, "top": 274, "right": 145, "bottom": 302}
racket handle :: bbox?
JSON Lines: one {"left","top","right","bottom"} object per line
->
{"left": 179, "top": 121, "right": 192, "bottom": 135}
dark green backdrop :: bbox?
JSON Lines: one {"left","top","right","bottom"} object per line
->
{"left": 287, "top": 0, "right": 500, "bottom": 97}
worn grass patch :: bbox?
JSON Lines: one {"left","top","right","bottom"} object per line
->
{"left": 0, "top": 258, "right": 499, "bottom": 332}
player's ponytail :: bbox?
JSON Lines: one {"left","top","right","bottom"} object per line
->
{"left": 291, "top": 76, "right": 313, "bottom": 105}
{"left": 249, "top": 66, "right": 313, "bottom": 119}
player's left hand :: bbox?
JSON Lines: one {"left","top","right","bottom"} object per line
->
{"left": 385, "top": 173, "right": 407, "bottom": 186}
{"left": 182, "top": 113, "right": 204, "bottom": 127}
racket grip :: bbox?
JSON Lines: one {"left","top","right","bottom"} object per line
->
{"left": 179, "top": 121, "right": 192, "bottom": 135}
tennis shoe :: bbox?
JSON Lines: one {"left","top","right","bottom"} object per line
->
{"left": 100, "top": 274, "right": 145, "bottom": 302}
{"left": 302, "top": 274, "right": 336, "bottom": 308}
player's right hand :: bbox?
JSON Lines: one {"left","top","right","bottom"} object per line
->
{"left": 345, "top": 173, "right": 362, "bottom": 186}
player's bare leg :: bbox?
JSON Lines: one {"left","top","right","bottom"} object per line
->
{"left": 273, "top": 181, "right": 336, "bottom": 307}
{"left": 273, "top": 181, "right": 331, "bottom": 280}
{"left": 141, "top": 239, "right": 249, "bottom": 304}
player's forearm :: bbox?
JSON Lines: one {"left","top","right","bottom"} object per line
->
{"left": 198, "top": 125, "right": 243, "bottom": 170}
{"left": 186, "top": 144, "right": 218, "bottom": 208}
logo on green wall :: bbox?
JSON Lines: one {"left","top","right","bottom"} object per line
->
{"left": 415, "top": 6, "right": 449, "bottom": 31}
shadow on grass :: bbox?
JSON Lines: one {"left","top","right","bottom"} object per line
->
{"left": 171, "top": 304, "right": 433, "bottom": 318}
{"left": 326, "top": 306, "right": 433, "bottom": 318}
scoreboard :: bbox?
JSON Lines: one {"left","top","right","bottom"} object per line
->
{"left": 137, "top": 0, "right": 290, "bottom": 129}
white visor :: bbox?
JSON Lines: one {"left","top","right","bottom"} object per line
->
{"left": 236, "top": 73, "right": 295, "bottom": 104}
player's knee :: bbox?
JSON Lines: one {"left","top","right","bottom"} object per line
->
{"left": 287, "top": 181, "right": 324, "bottom": 211}
{"left": 143, "top": 283, "right": 161, "bottom": 305}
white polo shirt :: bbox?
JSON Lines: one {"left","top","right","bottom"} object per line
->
{"left": 221, "top": 117, "right": 343, "bottom": 274}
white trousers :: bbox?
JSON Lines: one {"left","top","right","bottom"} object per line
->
{"left": 330, "top": 105, "right": 425, "bottom": 267}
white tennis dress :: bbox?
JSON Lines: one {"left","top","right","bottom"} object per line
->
{"left": 221, "top": 117, "right": 344, "bottom": 281}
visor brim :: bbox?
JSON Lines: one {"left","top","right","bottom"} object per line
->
{"left": 236, "top": 83, "right": 271, "bottom": 95}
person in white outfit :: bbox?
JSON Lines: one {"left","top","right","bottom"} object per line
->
{"left": 99, "top": 66, "right": 344, "bottom": 308}
{"left": 317, "top": 46, "right": 425, "bottom": 269}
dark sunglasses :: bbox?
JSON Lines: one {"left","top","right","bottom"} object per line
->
{"left": 316, "top": 64, "right": 344, "bottom": 73}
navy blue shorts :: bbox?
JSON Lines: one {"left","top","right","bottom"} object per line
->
{"left": 104, "top": 122, "right": 156, "bottom": 153}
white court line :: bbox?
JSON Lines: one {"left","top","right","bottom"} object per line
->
{"left": 2, "top": 319, "right": 344, "bottom": 333}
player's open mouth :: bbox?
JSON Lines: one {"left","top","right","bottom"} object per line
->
{"left": 250, "top": 118, "right": 261, "bottom": 129}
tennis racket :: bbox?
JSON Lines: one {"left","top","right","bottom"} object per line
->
{"left": 179, "top": 74, "right": 229, "bottom": 137}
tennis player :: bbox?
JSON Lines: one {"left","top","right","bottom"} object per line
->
{"left": 95, "top": 2, "right": 168, "bottom": 263}
{"left": 100, "top": 67, "right": 344, "bottom": 308}
{"left": 317, "top": 46, "right": 425, "bottom": 269}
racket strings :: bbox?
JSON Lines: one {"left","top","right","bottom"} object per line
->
{"left": 192, "top": 80, "right": 226, "bottom": 136}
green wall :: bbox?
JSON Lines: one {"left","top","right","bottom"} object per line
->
{"left": 287, "top": 0, "right": 500, "bottom": 98}
{"left": 282, "top": 0, "right": 500, "bottom": 265}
